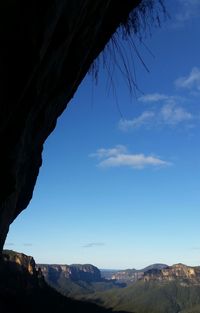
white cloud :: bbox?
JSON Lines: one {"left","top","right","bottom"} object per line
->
{"left": 175, "top": 67, "right": 200, "bottom": 90}
{"left": 119, "top": 111, "right": 155, "bottom": 131}
{"left": 160, "top": 102, "right": 193, "bottom": 125}
{"left": 90, "top": 145, "right": 127, "bottom": 158}
{"left": 119, "top": 105, "right": 192, "bottom": 131}
{"left": 139, "top": 93, "right": 168, "bottom": 103}
{"left": 176, "top": 0, "right": 200, "bottom": 22}
{"left": 118, "top": 96, "right": 193, "bottom": 131}
{"left": 90, "top": 145, "right": 171, "bottom": 169}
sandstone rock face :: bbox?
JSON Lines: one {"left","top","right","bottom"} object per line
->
{"left": 144, "top": 263, "right": 200, "bottom": 284}
{"left": 3, "top": 249, "right": 37, "bottom": 275}
{"left": 38, "top": 263, "right": 101, "bottom": 282}
{"left": 112, "top": 264, "right": 200, "bottom": 285}
{"left": 0, "top": 250, "right": 120, "bottom": 312}
{"left": 0, "top": 0, "right": 146, "bottom": 251}
{"left": 1, "top": 249, "right": 45, "bottom": 295}
{"left": 111, "top": 264, "right": 168, "bottom": 283}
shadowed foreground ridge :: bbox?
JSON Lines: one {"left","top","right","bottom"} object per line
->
{"left": 0, "top": 250, "right": 130, "bottom": 313}
{"left": 0, "top": 0, "right": 163, "bottom": 250}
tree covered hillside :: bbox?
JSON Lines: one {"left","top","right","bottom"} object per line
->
{"left": 82, "top": 281, "right": 200, "bottom": 313}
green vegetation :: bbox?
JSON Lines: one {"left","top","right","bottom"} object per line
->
{"left": 82, "top": 281, "right": 200, "bottom": 313}
{"left": 0, "top": 255, "right": 127, "bottom": 313}
{"left": 48, "top": 276, "right": 122, "bottom": 299}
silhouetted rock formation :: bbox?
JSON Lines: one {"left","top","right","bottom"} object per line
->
{"left": 0, "top": 0, "right": 163, "bottom": 251}
{"left": 0, "top": 250, "right": 129, "bottom": 313}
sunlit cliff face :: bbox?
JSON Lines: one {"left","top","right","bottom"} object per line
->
{"left": 3, "top": 250, "right": 36, "bottom": 275}
{"left": 144, "top": 264, "right": 200, "bottom": 283}
{"left": 112, "top": 264, "right": 200, "bottom": 284}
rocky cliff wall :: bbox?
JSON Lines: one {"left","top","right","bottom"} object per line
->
{"left": 0, "top": 0, "right": 162, "bottom": 251}
{"left": 1, "top": 249, "right": 44, "bottom": 294}
{"left": 112, "top": 263, "right": 200, "bottom": 285}
{"left": 3, "top": 249, "right": 37, "bottom": 275}
{"left": 38, "top": 263, "right": 101, "bottom": 283}
{"left": 0, "top": 250, "right": 126, "bottom": 312}
{"left": 144, "top": 263, "right": 200, "bottom": 284}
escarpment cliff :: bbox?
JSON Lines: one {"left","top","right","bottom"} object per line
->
{"left": 144, "top": 263, "right": 200, "bottom": 284}
{"left": 3, "top": 249, "right": 37, "bottom": 275}
{"left": 111, "top": 264, "right": 168, "bottom": 283}
{"left": 0, "top": 0, "right": 164, "bottom": 251}
{"left": 39, "top": 263, "right": 101, "bottom": 282}
{"left": 112, "top": 263, "right": 200, "bottom": 285}
{"left": 0, "top": 250, "right": 45, "bottom": 299}
{"left": 0, "top": 250, "right": 127, "bottom": 312}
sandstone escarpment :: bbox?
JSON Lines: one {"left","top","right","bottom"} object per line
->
{"left": 111, "top": 263, "right": 200, "bottom": 285}
{"left": 3, "top": 249, "right": 37, "bottom": 274}
{"left": 144, "top": 263, "right": 200, "bottom": 284}
{"left": 39, "top": 263, "right": 101, "bottom": 283}
{"left": 1, "top": 250, "right": 44, "bottom": 292}
{"left": 111, "top": 264, "right": 168, "bottom": 283}
{"left": 0, "top": 250, "right": 127, "bottom": 312}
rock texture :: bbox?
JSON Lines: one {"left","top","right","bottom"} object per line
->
{"left": 0, "top": 250, "right": 127, "bottom": 312}
{"left": 0, "top": 0, "right": 162, "bottom": 251}
{"left": 1, "top": 249, "right": 45, "bottom": 293}
{"left": 0, "top": 0, "right": 137, "bottom": 251}
{"left": 111, "top": 264, "right": 168, "bottom": 283}
{"left": 3, "top": 249, "right": 37, "bottom": 275}
{"left": 112, "top": 263, "right": 200, "bottom": 285}
{"left": 38, "top": 263, "right": 101, "bottom": 283}
{"left": 144, "top": 263, "right": 200, "bottom": 284}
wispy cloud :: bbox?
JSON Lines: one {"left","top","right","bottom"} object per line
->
{"left": 5, "top": 242, "right": 15, "bottom": 246}
{"left": 23, "top": 243, "right": 33, "bottom": 247}
{"left": 82, "top": 242, "right": 105, "bottom": 248}
{"left": 191, "top": 246, "right": 200, "bottom": 251}
{"left": 119, "top": 100, "right": 193, "bottom": 131}
{"left": 175, "top": 67, "right": 200, "bottom": 91}
{"left": 160, "top": 102, "right": 192, "bottom": 125}
{"left": 175, "top": 0, "right": 200, "bottom": 23}
{"left": 90, "top": 145, "right": 171, "bottom": 169}
{"left": 119, "top": 80, "right": 195, "bottom": 132}
{"left": 90, "top": 145, "right": 127, "bottom": 159}
{"left": 119, "top": 111, "right": 155, "bottom": 131}
{"left": 139, "top": 93, "right": 168, "bottom": 103}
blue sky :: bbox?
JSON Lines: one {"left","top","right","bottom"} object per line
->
{"left": 5, "top": 0, "right": 200, "bottom": 269}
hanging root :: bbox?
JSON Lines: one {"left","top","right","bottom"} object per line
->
{"left": 89, "top": 0, "right": 167, "bottom": 97}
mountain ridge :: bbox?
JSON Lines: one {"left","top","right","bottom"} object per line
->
{"left": 3, "top": 249, "right": 200, "bottom": 313}
{"left": 0, "top": 249, "right": 129, "bottom": 313}
{"left": 38, "top": 263, "right": 102, "bottom": 283}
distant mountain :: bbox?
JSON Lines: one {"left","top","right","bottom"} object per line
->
{"left": 38, "top": 260, "right": 200, "bottom": 309}
{"left": 142, "top": 263, "right": 168, "bottom": 272}
{"left": 38, "top": 263, "right": 123, "bottom": 298}
{"left": 101, "top": 269, "right": 121, "bottom": 280}
{"left": 144, "top": 263, "right": 200, "bottom": 284}
{"left": 38, "top": 263, "right": 101, "bottom": 283}
{"left": 6, "top": 250, "right": 200, "bottom": 313}
{"left": 82, "top": 264, "right": 200, "bottom": 313}
{"left": 111, "top": 263, "right": 168, "bottom": 283}
{"left": 0, "top": 250, "right": 128, "bottom": 313}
